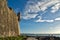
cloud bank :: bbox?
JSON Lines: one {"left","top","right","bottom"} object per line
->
{"left": 22, "top": 0, "right": 60, "bottom": 22}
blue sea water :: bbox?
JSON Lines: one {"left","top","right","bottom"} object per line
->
{"left": 21, "top": 33, "right": 60, "bottom": 37}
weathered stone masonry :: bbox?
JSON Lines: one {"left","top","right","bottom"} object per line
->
{"left": 0, "top": 0, "right": 20, "bottom": 37}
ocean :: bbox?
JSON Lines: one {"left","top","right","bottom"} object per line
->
{"left": 21, "top": 33, "right": 60, "bottom": 37}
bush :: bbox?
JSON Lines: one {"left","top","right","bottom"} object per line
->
{"left": 0, "top": 36, "right": 25, "bottom": 40}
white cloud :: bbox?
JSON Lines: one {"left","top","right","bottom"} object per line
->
{"left": 24, "top": 0, "right": 60, "bottom": 14}
{"left": 51, "top": 9, "right": 57, "bottom": 13}
{"left": 40, "top": 7, "right": 47, "bottom": 11}
{"left": 25, "top": 0, "right": 59, "bottom": 13}
{"left": 22, "top": 0, "right": 60, "bottom": 21}
{"left": 51, "top": 3, "right": 60, "bottom": 13}
{"left": 22, "top": 14, "right": 38, "bottom": 20}
{"left": 45, "top": 20, "right": 54, "bottom": 22}
{"left": 35, "top": 17, "right": 60, "bottom": 22}
{"left": 35, "top": 19, "right": 45, "bottom": 22}
{"left": 38, "top": 0, "right": 59, "bottom": 11}
{"left": 55, "top": 18, "right": 60, "bottom": 20}
{"left": 35, "top": 18, "right": 54, "bottom": 22}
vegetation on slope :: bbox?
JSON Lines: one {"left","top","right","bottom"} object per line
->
{"left": 0, "top": 36, "right": 25, "bottom": 40}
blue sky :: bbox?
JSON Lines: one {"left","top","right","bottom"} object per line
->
{"left": 8, "top": 0, "right": 60, "bottom": 34}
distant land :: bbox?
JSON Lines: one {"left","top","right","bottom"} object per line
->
{"left": 21, "top": 33, "right": 60, "bottom": 37}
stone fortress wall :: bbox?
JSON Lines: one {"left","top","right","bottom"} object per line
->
{"left": 0, "top": 0, "right": 20, "bottom": 37}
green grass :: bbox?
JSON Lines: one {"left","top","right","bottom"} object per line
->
{"left": 0, "top": 36, "right": 25, "bottom": 40}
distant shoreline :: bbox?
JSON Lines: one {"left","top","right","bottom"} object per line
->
{"left": 21, "top": 33, "right": 60, "bottom": 37}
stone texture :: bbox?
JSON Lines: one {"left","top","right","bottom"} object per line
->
{"left": 0, "top": 0, "right": 20, "bottom": 37}
{"left": 27, "top": 37, "right": 38, "bottom": 40}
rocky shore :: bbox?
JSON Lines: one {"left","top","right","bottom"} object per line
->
{"left": 23, "top": 36, "right": 60, "bottom": 40}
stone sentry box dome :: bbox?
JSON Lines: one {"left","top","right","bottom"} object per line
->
{"left": 0, "top": 0, "right": 20, "bottom": 37}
